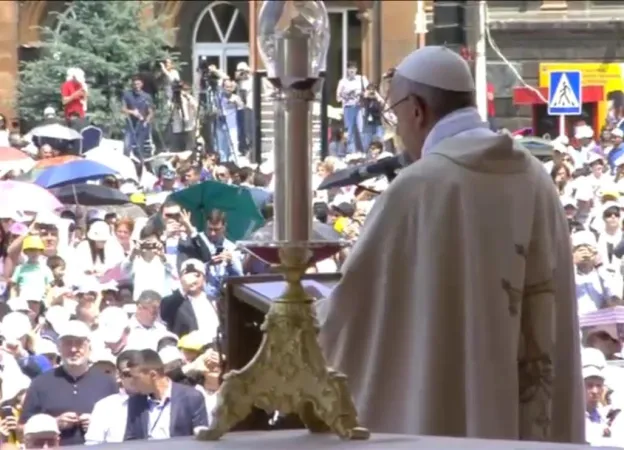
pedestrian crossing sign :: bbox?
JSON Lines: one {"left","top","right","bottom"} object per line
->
{"left": 548, "top": 71, "right": 582, "bottom": 116}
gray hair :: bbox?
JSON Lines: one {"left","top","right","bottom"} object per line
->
{"left": 136, "top": 290, "right": 162, "bottom": 305}
{"left": 390, "top": 73, "right": 475, "bottom": 119}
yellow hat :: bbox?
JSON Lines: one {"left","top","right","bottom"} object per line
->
{"left": 23, "top": 235, "right": 44, "bottom": 251}
{"left": 177, "top": 331, "right": 208, "bottom": 352}
{"left": 334, "top": 217, "right": 347, "bottom": 234}
{"left": 129, "top": 192, "right": 146, "bottom": 205}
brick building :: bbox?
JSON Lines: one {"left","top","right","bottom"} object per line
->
{"left": 1, "top": 0, "right": 623, "bottom": 127}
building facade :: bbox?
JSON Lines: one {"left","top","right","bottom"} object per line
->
{"left": 0, "top": 0, "right": 623, "bottom": 125}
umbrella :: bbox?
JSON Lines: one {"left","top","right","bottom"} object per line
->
{"left": 35, "top": 160, "right": 118, "bottom": 189}
{"left": 169, "top": 180, "right": 265, "bottom": 241}
{"left": 0, "top": 147, "right": 35, "bottom": 174}
{"left": 28, "top": 123, "right": 82, "bottom": 141}
{"left": 16, "top": 155, "right": 83, "bottom": 183}
{"left": 50, "top": 184, "right": 130, "bottom": 206}
{"left": 84, "top": 146, "right": 137, "bottom": 181}
{"left": 0, "top": 180, "right": 62, "bottom": 212}
{"left": 34, "top": 155, "right": 81, "bottom": 169}
{"left": 516, "top": 137, "right": 554, "bottom": 161}
{"left": 249, "top": 220, "right": 340, "bottom": 242}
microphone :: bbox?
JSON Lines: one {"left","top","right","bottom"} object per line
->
{"left": 317, "top": 153, "right": 411, "bottom": 190}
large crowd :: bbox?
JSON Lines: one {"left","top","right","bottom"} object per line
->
{"left": 0, "top": 56, "right": 392, "bottom": 449}
{"left": 5, "top": 51, "right": 624, "bottom": 448}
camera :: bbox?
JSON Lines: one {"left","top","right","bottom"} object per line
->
{"left": 140, "top": 241, "right": 159, "bottom": 251}
{"left": 198, "top": 58, "right": 221, "bottom": 91}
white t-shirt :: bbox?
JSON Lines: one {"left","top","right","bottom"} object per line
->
{"left": 189, "top": 293, "right": 220, "bottom": 343}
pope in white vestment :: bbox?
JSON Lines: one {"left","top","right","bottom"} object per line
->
{"left": 318, "top": 46, "right": 584, "bottom": 443}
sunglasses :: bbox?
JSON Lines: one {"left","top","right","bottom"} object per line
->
{"left": 604, "top": 212, "right": 621, "bottom": 219}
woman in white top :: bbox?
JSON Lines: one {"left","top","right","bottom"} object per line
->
{"left": 72, "top": 220, "right": 124, "bottom": 279}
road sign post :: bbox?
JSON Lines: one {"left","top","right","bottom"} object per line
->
{"left": 548, "top": 70, "right": 582, "bottom": 137}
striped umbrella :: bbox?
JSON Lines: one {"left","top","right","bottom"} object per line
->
{"left": 0, "top": 147, "right": 35, "bottom": 175}
{"left": 579, "top": 306, "right": 624, "bottom": 341}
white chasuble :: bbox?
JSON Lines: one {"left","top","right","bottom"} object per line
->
{"left": 318, "top": 134, "right": 584, "bottom": 443}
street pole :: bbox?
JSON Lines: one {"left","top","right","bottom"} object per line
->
{"left": 474, "top": 0, "right": 488, "bottom": 122}
{"left": 415, "top": 0, "right": 427, "bottom": 48}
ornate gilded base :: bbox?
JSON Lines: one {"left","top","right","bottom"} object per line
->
{"left": 195, "top": 244, "right": 370, "bottom": 441}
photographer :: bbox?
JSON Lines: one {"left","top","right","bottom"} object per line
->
{"left": 360, "top": 83, "right": 385, "bottom": 154}
{"left": 170, "top": 81, "right": 198, "bottom": 153}
{"left": 213, "top": 78, "right": 244, "bottom": 163}
{"left": 234, "top": 62, "right": 253, "bottom": 157}
{"left": 160, "top": 58, "right": 180, "bottom": 104}
{"left": 120, "top": 226, "right": 177, "bottom": 301}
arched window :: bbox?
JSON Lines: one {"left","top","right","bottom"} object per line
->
{"left": 192, "top": 2, "right": 249, "bottom": 85}
{"left": 194, "top": 1, "right": 248, "bottom": 44}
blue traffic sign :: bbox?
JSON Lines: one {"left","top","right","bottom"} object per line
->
{"left": 548, "top": 71, "right": 582, "bottom": 116}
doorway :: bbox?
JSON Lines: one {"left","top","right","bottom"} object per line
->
{"left": 326, "top": 8, "right": 362, "bottom": 107}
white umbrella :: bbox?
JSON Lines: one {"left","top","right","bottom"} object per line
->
{"left": 84, "top": 145, "right": 138, "bottom": 181}
{"left": 27, "top": 123, "right": 82, "bottom": 141}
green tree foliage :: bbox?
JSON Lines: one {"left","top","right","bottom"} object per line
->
{"left": 18, "top": 0, "right": 176, "bottom": 137}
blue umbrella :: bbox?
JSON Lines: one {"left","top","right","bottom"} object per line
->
{"left": 34, "top": 160, "right": 118, "bottom": 189}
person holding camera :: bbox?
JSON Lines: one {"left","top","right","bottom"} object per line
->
{"left": 121, "top": 226, "right": 177, "bottom": 302}
{"left": 234, "top": 62, "right": 253, "bottom": 157}
{"left": 159, "top": 58, "right": 180, "bottom": 104}
{"left": 212, "top": 74, "right": 244, "bottom": 162}
{"left": 360, "top": 83, "right": 385, "bottom": 154}
{"left": 170, "top": 81, "right": 198, "bottom": 153}
{"left": 573, "top": 230, "right": 623, "bottom": 315}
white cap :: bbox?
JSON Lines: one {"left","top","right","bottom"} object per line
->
{"left": 561, "top": 196, "right": 577, "bottom": 209}
{"left": 582, "top": 347, "right": 607, "bottom": 369}
{"left": 180, "top": 258, "right": 206, "bottom": 276}
{"left": 613, "top": 128, "right": 624, "bottom": 138}
{"left": 1, "top": 312, "right": 32, "bottom": 341}
{"left": 575, "top": 125, "right": 594, "bottom": 139}
{"left": 58, "top": 320, "right": 91, "bottom": 340}
{"left": 553, "top": 135, "right": 569, "bottom": 146}
{"left": 236, "top": 62, "right": 250, "bottom": 71}
{"left": 571, "top": 230, "right": 597, "bottom": 248}
{"left": 395, "top": 46, "right": 474, "bottom": 92}
{"left": 583, "top": 365, "right": 605, "bottom": 380}
{"left": 90, "top": 347, "right": 116, "bottom": 366}
{"left": 45, "top": 305, "right": 70, "bottom": 332}
{"left": 158, "top": 346, "right": 184, "bottom": 365}
{"left": 24, "top": 414, "right": 60, "bottom": 436}
{"left": 97, "top": 307, "right": 129, "bottom": 344}
{"left": 76, "top": 278, "right": 101, "bottom": 295}
{"left": 7, "top": 297, "right": 30, "bottom": 313}
{"left": 552, "top": 141, "right": 567, "bottom": 153}
{"left": 602, "top": 201, "right": 621, "bottom": 216}
{"left": 36, "top": 338, "right": 59, "bottom": 356}
{"left": 36, "top": 210, "right": 61, "bottom": 227}
{"left": 587, "top": 153, "right": 604, "bottom": 165}
{"left": 43, "top": 107, "right": 56, "bottom": 117}
{"left": 87, "top": 220, "right": 111, "bottom": 241}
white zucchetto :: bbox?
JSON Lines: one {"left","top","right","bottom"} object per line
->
{"left": 395, "top": 46, "right": 475, "bottom": 93}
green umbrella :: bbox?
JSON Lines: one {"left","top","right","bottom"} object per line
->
{"left": 169, "top": 180, "right": 265, "bottom": 241}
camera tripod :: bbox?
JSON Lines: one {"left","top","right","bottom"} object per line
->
{"left": 196, "top": 83, "right": 238, "bottom": 164}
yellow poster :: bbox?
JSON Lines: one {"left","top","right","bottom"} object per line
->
{"left": 539, "top": 63, "right": 624, "bottom": 128}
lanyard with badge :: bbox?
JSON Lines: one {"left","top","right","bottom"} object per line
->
{"left": 148, "top": 397, "right": 171, "bottom": 438}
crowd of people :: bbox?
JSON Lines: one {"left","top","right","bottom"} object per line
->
{"left": 0, "top": 58, "right": 390, "bottom": 447}
{"left": 544, "top": 118, "right": 624, "bottom": 445}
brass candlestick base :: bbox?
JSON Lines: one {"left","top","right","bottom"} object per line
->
{"left": 194, "top": 242, "right": 370, "bottom": 441}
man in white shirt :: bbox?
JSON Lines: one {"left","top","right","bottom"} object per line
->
{"left": 336, "top": 61, "right": 368, "bottom": 154}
